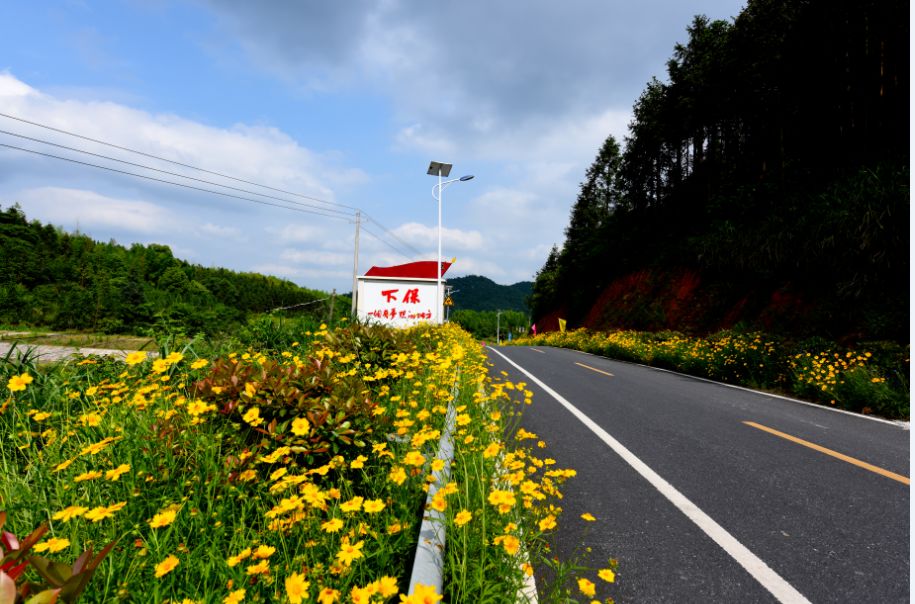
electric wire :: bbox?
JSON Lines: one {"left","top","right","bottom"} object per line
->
{"left": 362, "top": 213, "right": 424, "bottom": 257}
{"left": 0, "top": 128, "right": 353, "bottom": 217}
{"left": 0, "top": 142, "right": 352, "bottom": 221}
{"left": 0, "top": 112, "right": 438, "bottom": 266}
{"left": 0, "top": 111, "right": 359, "bottom": 212}
{"left": 360, "top": 224, "right": 416, "bottom": 261}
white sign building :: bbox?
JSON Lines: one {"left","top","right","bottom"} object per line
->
{"left": 356, "top": 260, "right": 452, "bottom": 328}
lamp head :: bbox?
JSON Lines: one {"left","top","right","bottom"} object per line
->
{"left": 459, "top": 175, "right": 474, "bottom": 181}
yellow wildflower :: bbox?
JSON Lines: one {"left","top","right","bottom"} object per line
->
{"left": 124, "top": 351, "right": 147, "bottom": 365}
{"left": 245, "top": 559, "right": 270, "bottom": 575}
{"left": 335, "top": 540, "right": 364, "bottom": 566}
{"left": 242, "top": 407, "right": 262, "bottom": 426}
{"left": 33, "top": 537, "right": 70, "bottom": 553}
{"left": 223, "top": 588, "right": 245, "bottom": 604}
{"left": 539, "top": 514, "right": 557, "bottom": 532}
{"left": 374, "top": 576, "right": 399, "bottom": 598}
{"left": 53, "top": 459, "right": 75, "bottom": 473}
{"left": 321, "top": 518, "right": 344, "bottom": 533}
{"left": 253, "top": 545, "right": 275, "bottom": 559}
{"left": 285, "top": 572, "right": 310, "bottom": 604}
{"left": 74, "top": 471, "right": 103, "bottom": 482}
{"left": 7, "top": 373, "right": 34, "bottom": 392}
{"left": 52, "top": 506, "right": 88, "bottom": 522}
{"left": 80, "top": 412, "right": 103, "bottom": 427}
{"left": 454, "top": 510, "right": 472, "bottom": 527}
{"left": 105, "top": 464, "right": 131, "bottom": 481}
{"left": 493, "top": 534, "right": 520, "bottom": 556}
{"left": 403, "top": 451, "right": 425, "bottom": 467}
{"left": 577, "top": 578, "right": 596, "bottom": 597}
{"left": 291, "top": 417, "right": 310, "bottom": 436}
{"left": 362, "top": 499, "right": 385, "bottom": 513}
{"left": 154, "top": 554, "right": 179, "bottom": 578}
{"left": 483, "top": 443, "right": 501, "bottom": 458}
{"left": 340, "top": 496, "right": 364, "bottom": 513}
{"left": 84, "top": 502, "right": 126, "bottom": 522}
{"left": 149, "top": 509, "right": 178, "bottom": 528}
{"left": 399, "top": 584, "right": 442, "bottom": 604}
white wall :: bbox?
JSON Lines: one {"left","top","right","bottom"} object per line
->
{"left": 357, "top": 278, "right": 443, "bottom": 328}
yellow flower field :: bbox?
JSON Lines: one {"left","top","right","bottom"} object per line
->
{"left": 1, "top": 322, "right": 613, "bottom": 603}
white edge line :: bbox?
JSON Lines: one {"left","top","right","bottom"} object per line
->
{"left": 488, "top": 346, "right": 812, "bottom": 604}
{"left": 541, "top": 346, "right": 908, "bottom": 429}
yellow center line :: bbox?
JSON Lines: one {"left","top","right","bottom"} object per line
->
{"left": 575, "top": 362, "right": 614, "bottom": 377}
{"left": 743, "top": 421, "right": 910, "bottom": 485}
{"left": 531, "top": 348, "right": 545, "bottom": 354}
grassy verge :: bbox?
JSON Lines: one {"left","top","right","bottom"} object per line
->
{"left": 512, "top": 329, "right": 909, "bottom": 420}
{"left": 1, "top": 322, "right": 615, "bottom": 603}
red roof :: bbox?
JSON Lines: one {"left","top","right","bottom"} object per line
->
{"left": 364, "top": 260, "right": 452, "bottom": 279}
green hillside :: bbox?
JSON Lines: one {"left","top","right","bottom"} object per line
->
{"left": 0, "top": 204, "right": 339, "bottom": 336}
{"left": 448, "top": 275, "right": 532, "bottom": 312}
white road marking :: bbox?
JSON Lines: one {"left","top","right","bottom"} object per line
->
{"left": 488, "top": 346, "right": 812, "bottom": 604}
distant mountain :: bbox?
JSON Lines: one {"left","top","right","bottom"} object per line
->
{"left": 447, "top": 275, "right": 531, "bottom": 312}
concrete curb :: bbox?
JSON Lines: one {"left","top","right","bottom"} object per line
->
{"left": 406, "top": 377, "right": 540, "bottom": 603}
{"left": 406, "top": 400, "right": 456, "bottom": 595}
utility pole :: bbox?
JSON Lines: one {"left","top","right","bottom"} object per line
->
{"left": 496, "top": 310, "right": 502, "bottom": 345}
{"left": 350, "top": 210, "right": 360, "bottom": 318}
{"left": 328, "top": 289, "right": 336, "bottom": 323}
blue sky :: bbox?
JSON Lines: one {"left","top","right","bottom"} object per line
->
{"left": 0, "top": 0, "right": 746, "bottom": 293}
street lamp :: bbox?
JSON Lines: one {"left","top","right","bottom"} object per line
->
{"left": 428, "top": 162, "right": 474, "bottom": 324}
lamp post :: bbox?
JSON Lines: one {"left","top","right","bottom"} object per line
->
{"left": 427, "top": 162, "right": 474, "bottom": 324}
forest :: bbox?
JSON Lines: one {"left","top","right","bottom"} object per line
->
{"left": 530, "top": 0, "right": 909, "bottom": 342}
{"left": 0, "top": 204, "right": 332, "bottom": 336}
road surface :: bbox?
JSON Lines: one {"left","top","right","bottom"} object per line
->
{"left": 487, "top": 345, "right": 909, "bottom": 603}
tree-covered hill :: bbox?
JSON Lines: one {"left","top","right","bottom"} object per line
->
{"left": 531, "top": 0, "right": 908, "bottom": 342}
{"left": 0, "top": 204, "right": 331, "bottom": 335}
{"left": 448, "top": 275, "right": 532, "bottom": 312}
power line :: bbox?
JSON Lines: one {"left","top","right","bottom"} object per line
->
{"left": 0, "top": 128, "right": 353, "bottom": 218}
{"left": 0, "top": 143, "right": 352, "bottom": 221}
{"left": 360, "top": 224, "right": 416, "bottom": 261}
{"left": 0, "top": 111, "right": 438, "bottom": 265}
{"left": 362, "top": 213, "right": 424, "bottom": 257}
{"left": 0, "top": 111, "right": 358, "bottom": 212}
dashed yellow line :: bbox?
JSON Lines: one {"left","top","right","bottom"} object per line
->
{"left": 743, "top": 421, "right": 910, "bottom": 485}
{"left": 575, "top": 362, "right": 614, "bottom": 377}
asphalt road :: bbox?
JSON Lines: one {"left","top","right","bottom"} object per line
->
{"left": 486, "top": 345, "right": 910, "bottom": 604}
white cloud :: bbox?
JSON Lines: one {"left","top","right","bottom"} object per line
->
{"left": 269, "top": 223, "right": 324, "bottom": 243}
{"left": 0, "top": 71, "right": 364, "bottom": 203}
{"left": 280, "top": 248, "right": 353, "bottom": 266}
{"left": 14, "top": 186, "right": 172, "bottom": 234}
{"left": 251, "top": 263, "right": 353, "bottom": 283}
{"left": 200, "top": 222, "right": 244, "bottom": 239}
{"left": 391, "top": 222, "right": 484, "bottom": 251}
